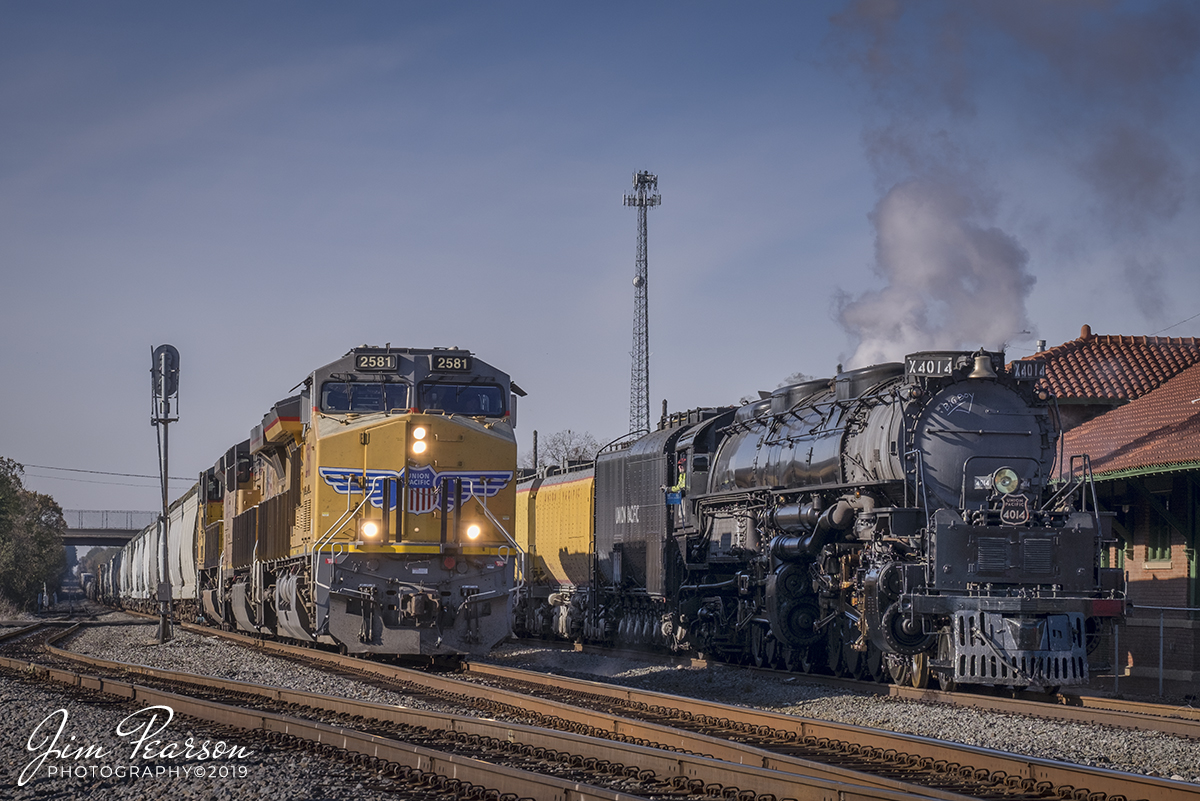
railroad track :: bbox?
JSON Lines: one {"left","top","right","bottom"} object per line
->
{"left": 535, "top": 639, "right": 1200, "bottom": 741}
{"left": 4, "top": 623, "right": 941, "bottom": 801}
{"left": 65, "top": 620, "right": 1193, "bottom": 801}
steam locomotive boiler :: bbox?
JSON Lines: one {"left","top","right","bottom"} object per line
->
{"left": 526, "top": 349, "right": 1125, "bottom": 690}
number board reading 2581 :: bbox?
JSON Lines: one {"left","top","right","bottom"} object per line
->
{"left": 356, "top": 354, "right": 398, "bottom": 371}
{"left": 430, "top": 354, "right": 473, "bottom": 373}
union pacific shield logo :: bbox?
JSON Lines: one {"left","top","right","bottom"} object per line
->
{"left": 319, "top": 467, "right": 512, "bottom": 514}
{"left": 405, "top": 466, "right": 437, "bottom": 514}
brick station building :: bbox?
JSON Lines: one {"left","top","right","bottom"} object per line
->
{"left": 1024, "top": 325, "right": 1200, "bottom": 682}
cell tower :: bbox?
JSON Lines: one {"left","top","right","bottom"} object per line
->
{"left": 623, "top": 170, "right": 661, "bottom": 434}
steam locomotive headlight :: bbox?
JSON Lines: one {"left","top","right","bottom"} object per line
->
{"left": 466, "top": 524, "right": 481, "bottom": 540}
{"left": 993, "top": 468, "right": 1020, "bottom": 495}
{"left": 361, "top": 520, "right": 380, "bottom": 539}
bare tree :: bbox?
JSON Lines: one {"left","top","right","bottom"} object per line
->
{"left": 523, "top": 429, "right": 600, "bottom": 469}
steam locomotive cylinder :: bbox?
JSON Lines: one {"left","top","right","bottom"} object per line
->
{"left": 768, "top": 499, "right": 855, "bottom": 561}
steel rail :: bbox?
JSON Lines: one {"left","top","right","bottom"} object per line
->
{"left": 1, "top": 645, "right": 632, "bottom": 801}
{"left": 161, "top": 622, "right": 1194, "bottom": 801}
{"left": 0, "top": 622, "right": 46, "bottom": 642}
{"left": 886, "top": 684, "right": 1200, "bottom": 740}
{"left": 754, "top": 659, "right": 1200, "bottom": 740}
{"left": 3, "top": 661, "right": 627, "bottom": 801}
{"left": 555, "top": 639, "right": 1200, "bottom": 740}
{"left": 28, "top": 626, "right": 944, "bottom": 801}
{"left": 461, "top": 662, "right": 1197, "bottom": 801}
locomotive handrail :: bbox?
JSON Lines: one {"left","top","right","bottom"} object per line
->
{"left": 1083, "top": 454, "right": 1101, "bottom": 516}
{"left": 1041, "top": 453, "right": 1096, "bottom": 514}
{"left": 311, "top": 474, "right": 387, "bottom": 596}
{"left": 598, "top": 429, "right": 646, "bottom": 455}
{"left": 904, "top": 448, "right": 931, "bottom": 529}
{"left": 314, "top": 472, "right": 365, "bottom": 554}
{"left": 469, "top": 479, "right": 526, "bottom": 587}
{"left": 925, "top": 427, "right": 1034, "bottom": 435}
{"left": 1051, "top": 394, "right": 1066, "bottom": 484}
{"left": 319, "top": 472, "right": 387, "bottom": 546}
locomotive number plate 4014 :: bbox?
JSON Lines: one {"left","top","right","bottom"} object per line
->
{"left": 906, "top": 356, "right": 955, "bottom": 377}
{"left": 999, "top": 493, "right": 1032, "bottom": 526}
{"left": 356, "top": 354, "right": 398, "bottom": 371}
{"left": 1010, "top": 359, "right": 1047, "bottom": 381}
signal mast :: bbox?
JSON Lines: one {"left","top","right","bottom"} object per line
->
{"left": 150, "top": 344, "right": 179, "bottom": 644}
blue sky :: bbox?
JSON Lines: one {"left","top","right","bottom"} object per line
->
{"left": 3, "top": 1, "right": 1198, "bottom": 512}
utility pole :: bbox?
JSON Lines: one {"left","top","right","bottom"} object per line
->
{"left": 623, "top": 171, "right": 661, "bottom": 435}
{"left": 151, "top": 344, "right": 179, "bottom": 644}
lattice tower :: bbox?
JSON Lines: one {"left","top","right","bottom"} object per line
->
{"left": 623, "top": 171, "right": 661, "bottom": 434}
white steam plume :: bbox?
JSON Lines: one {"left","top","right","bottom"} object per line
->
{"left": 839, "top": 178, "right": 1033, "bottom": 367}
{"left": 828, "top": 0, "right": 1200, "bottom": 362}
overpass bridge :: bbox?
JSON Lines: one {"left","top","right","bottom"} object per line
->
{"left": 62, "top": 510, "right": 158, "bottom": 547}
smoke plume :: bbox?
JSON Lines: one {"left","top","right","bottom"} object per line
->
{"left": 839, "top": 178, "right": 1033, "bottom": 367}
{"left": 1121, "top": 256, "right": 1167, "bottom": 322}
{"left": 829, "top": 0, "right": 1200, "bottom": 366}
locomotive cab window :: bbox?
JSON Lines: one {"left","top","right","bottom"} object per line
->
{"left": 418, "top": 382, "right": 505, "bottom": 417}
{"left": 321, "top": 382, "right": 409, "bottom": 413}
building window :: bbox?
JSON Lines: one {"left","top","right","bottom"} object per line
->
{"left": 1103, "top": 539, "right": 1127, "bottom": 569}
{"left": 1147, "top": 492, "right": 1172, "bottom": 562}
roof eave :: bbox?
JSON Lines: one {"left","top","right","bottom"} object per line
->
{"left": 1089, "top": 460, "right": 1200, "bottom": 483}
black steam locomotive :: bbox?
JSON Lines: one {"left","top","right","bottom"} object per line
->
{"left": 519, "top": 350, "right": 1125, "bottom": 690}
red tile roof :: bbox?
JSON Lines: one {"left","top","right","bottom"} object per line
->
{"left": 1062, "top": 358, "right": 1200, "bottom": 478}
{"left": 1022, "top": 324, "right": 1200, "bottom": 401}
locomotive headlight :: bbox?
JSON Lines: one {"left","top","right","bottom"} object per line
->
{"left": 361, "top": 520, "right": 380, "bottom": 539}
{"left": 411, "top": 426, "right": 428, "bottom": 454}
{"left": 466, "top": 524, "right": 481, "bottom": 540}
{"left": 993, "top": 468, "right": 1021, "bottom": 495}
{"left": 412, "top": 440, "right": 427, "bottom": 454}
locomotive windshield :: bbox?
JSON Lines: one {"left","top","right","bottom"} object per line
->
{"left": 321, "top": 382, "right": 409, "bottom": 413}
{"left": 419, "top": 382, "right": 505, "bottom": 417}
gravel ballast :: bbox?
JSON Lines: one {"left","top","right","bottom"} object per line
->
{"left": 478, "top": 643, "right": 1200, "bottom": 785}
{"left": 38, "top": 623, "right": 1200, "bottom": 789}
{"left": 0, "top": 671, "right": 407, "bottom": 800}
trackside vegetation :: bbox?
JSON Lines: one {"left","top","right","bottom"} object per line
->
{"left": 0, "top": 458, "right": 66, "bottom": 613}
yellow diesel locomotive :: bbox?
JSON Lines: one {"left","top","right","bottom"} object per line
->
{"left": 184, "top": 345, "right": 523, "bottom": 658}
